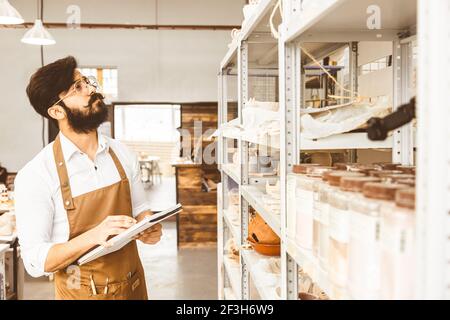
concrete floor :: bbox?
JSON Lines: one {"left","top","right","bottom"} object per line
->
{"left": 23, "top": 221, "right": 218, "bottom": 300}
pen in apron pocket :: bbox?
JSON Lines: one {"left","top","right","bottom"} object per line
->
{"left": 104, "top": 277, "right": 109, "bottom": 295}
{"left": 90, "top": 274, "right": 97, "bottom": 295}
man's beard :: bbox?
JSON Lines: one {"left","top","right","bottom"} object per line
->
{"left": 62, "top": 93, "right": 108, "bottom": 134}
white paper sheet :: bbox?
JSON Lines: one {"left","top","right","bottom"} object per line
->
{"left": 77, "top": 203, "right": 182, "bottom": 265}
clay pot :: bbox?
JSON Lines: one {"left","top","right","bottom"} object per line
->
{"left": 247, "top": 238, "right": 280, "bottom": 256}
{"left": 298, "top": 292, "right": 319, "bottom": 300}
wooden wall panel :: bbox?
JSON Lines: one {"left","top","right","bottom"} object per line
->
{"left": 175, "top": 102, "right": 223, "bottom": 247}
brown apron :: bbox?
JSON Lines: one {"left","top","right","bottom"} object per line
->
{"left": 52, "top": 134, "right": 148, "bottom": 300}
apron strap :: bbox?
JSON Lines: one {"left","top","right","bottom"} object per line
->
{"left": 53, "top": 134, "right": 76, "bottom": 211}
{"left": 53, "top": 134, "right": 128, "bottom": 211}
{"left": 108, "top": 148, "right": 127, "bottom": 181}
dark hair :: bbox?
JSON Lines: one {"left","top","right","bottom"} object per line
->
{"left": 26, "top": 56, "right": 78, "bottom": 120}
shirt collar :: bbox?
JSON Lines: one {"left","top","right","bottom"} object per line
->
{"left": 59, "top": 130, "right": 109, "bottom": 162}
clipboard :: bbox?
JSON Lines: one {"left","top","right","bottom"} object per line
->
{"left": 77, "top": 203, "right": 182, "bottom": 265}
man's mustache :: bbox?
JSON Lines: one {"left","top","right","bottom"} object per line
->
{"left": 84, "top": 93, "right": 105, "bottom": 108}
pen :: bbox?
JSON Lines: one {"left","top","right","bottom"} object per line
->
{"left": 90, "top": 274, "right": 97, "bottom": 295}
{"left": 104, "top": 277, "right": 109, "bottom": 295}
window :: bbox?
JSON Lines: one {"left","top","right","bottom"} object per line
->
{"left": 358, "top": 55, "right": 393, "bottom": 76}
{"left": 78, "top": 67, "right": 118, "bottom": 101}
{"left": 114, "top": 104, "right": 181, "bottom": 143}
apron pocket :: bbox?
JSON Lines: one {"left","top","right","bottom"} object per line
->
{"left": 114, "top": 271, "right": 145, "bottom": 300}
{"left": 70, "top": 271, "right": 146, "bottom": 300}
{"left": 86, "top": 279, "right": 126, "bottom": 300}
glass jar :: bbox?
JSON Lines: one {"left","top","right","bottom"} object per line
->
{"left": 314, "top": 181, "right": 329, "bottom": 261}
{"left": 326, "top": 171, "right": 365, "bottom": 286}
{"left": 289, "top": 164, "right": 322, "bottom": 248}
{"left": 307, "top": 166, "right": 333, "bottom": 258}
{"left": 380, "top": 188, "right": 416, "bottom": 300}
{"left": 293, "top": 165, "right": 334, "bottom": 250}
{"left": 315, "top": 172, "right": 334, "bottom": 269}
{"left": 294, "top": 174, "right": 316, "bottom": 250}
{"left": 346, "top": 182, "right": 408, "bottom": 299}
{"left": 286, "top": 163, "right": 320, "bottom": 239}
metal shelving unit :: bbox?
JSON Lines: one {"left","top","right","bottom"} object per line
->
{"left": 278, "top": 0, "right": 417, "bottom": 300}
{"left": 219, "top": 0, "right": 447, "bottom": 300}
{"left": 218, "top": 0, "right": 282, "bottom": 301}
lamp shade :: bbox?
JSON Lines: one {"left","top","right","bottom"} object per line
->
{"left": 0, "top": 0, "right": 24, "bottom": 24}
{"left": 21, "top": 19, "right": 55, "bottom": 45}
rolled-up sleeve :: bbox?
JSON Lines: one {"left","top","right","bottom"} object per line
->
{"left": 14, "top": 169, "right": 57, "bottom": 278}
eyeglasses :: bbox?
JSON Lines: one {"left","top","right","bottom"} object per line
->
{"left": 50, "top": 76, "right": 100, "bottom": 109}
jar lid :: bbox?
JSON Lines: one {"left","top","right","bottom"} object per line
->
{"left": 397, "top": 178, "right": 416, "bottom": 187}
{"left": 333, "top": 163, "right": 356, "bottom": 171}
{"left": 396, "top": 165, "right": 416, "bottom": 174}
{"left": 395, "top": 188, "right": 416, "bottom": 209}
{"left": 293, "top": 164, "right": 320, "bottom": 174}
{"left": 373, "top": 162, "right": 401, "bottom": 170}
{"left": 384, "top": 174, "right": 415, "bottom": 183}
{"left": 348, "top": 164, "right": 376, "bottom": 175}
{"left": 322, "top": 170, "right": 338, "bottom": 182}
{"left": 369, "top": 170, "right": 403, "bottom": 178}
{"left": 327, "top": 171, "right": 365, "bottom": 186}
{"left": 306, "top": 166, "right": 334, "bottom": 178}
{"left": 340, "top": 177, "right": 381, "bottom": 192}
{"left": 363, "top": 182, "right": 409, "bottom": 201}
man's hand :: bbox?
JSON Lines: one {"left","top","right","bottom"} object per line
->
{"left": 134, "top": 211, "right": 163, "bottom": 245}
{"left": 92, "top": 215, "right": 137, "bottom": 247}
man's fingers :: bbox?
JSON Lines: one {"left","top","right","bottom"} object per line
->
{"left": 109, "top": 220, "right": 135, "bottom": 229}
{"left": 109, "top": 216, "right": 136, "bottom": 223}
{"left": 145, "top": 224, "right": 163, "bottom": 234}
{"left": 109, "top": 227, "right": 128, "bottom": 236}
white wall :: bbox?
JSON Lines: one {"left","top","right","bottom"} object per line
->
{"left": 11, "top": 0, "right": 245, "bottom": 25}
{"left": 0, "top": 0, "right": 245, "bottom": 171}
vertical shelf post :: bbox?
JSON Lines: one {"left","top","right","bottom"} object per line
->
{"left": 348, "top": 41, "right": 358, "bottom": 163}
{"left": 217, "top": 71, "right": 225, "bottom": 300}
{"left": 280, "top": 29, "right": 300, "bottom": 299}
{"left": 238, "top": 41, "right": 250, "bottom": 300}
{"left": 393, "top": 38, "right": 414, "bottom": 165}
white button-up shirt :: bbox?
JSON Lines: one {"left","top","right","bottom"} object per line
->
{"left": 14, "top": 131, "right": 151, "bottom": 277}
